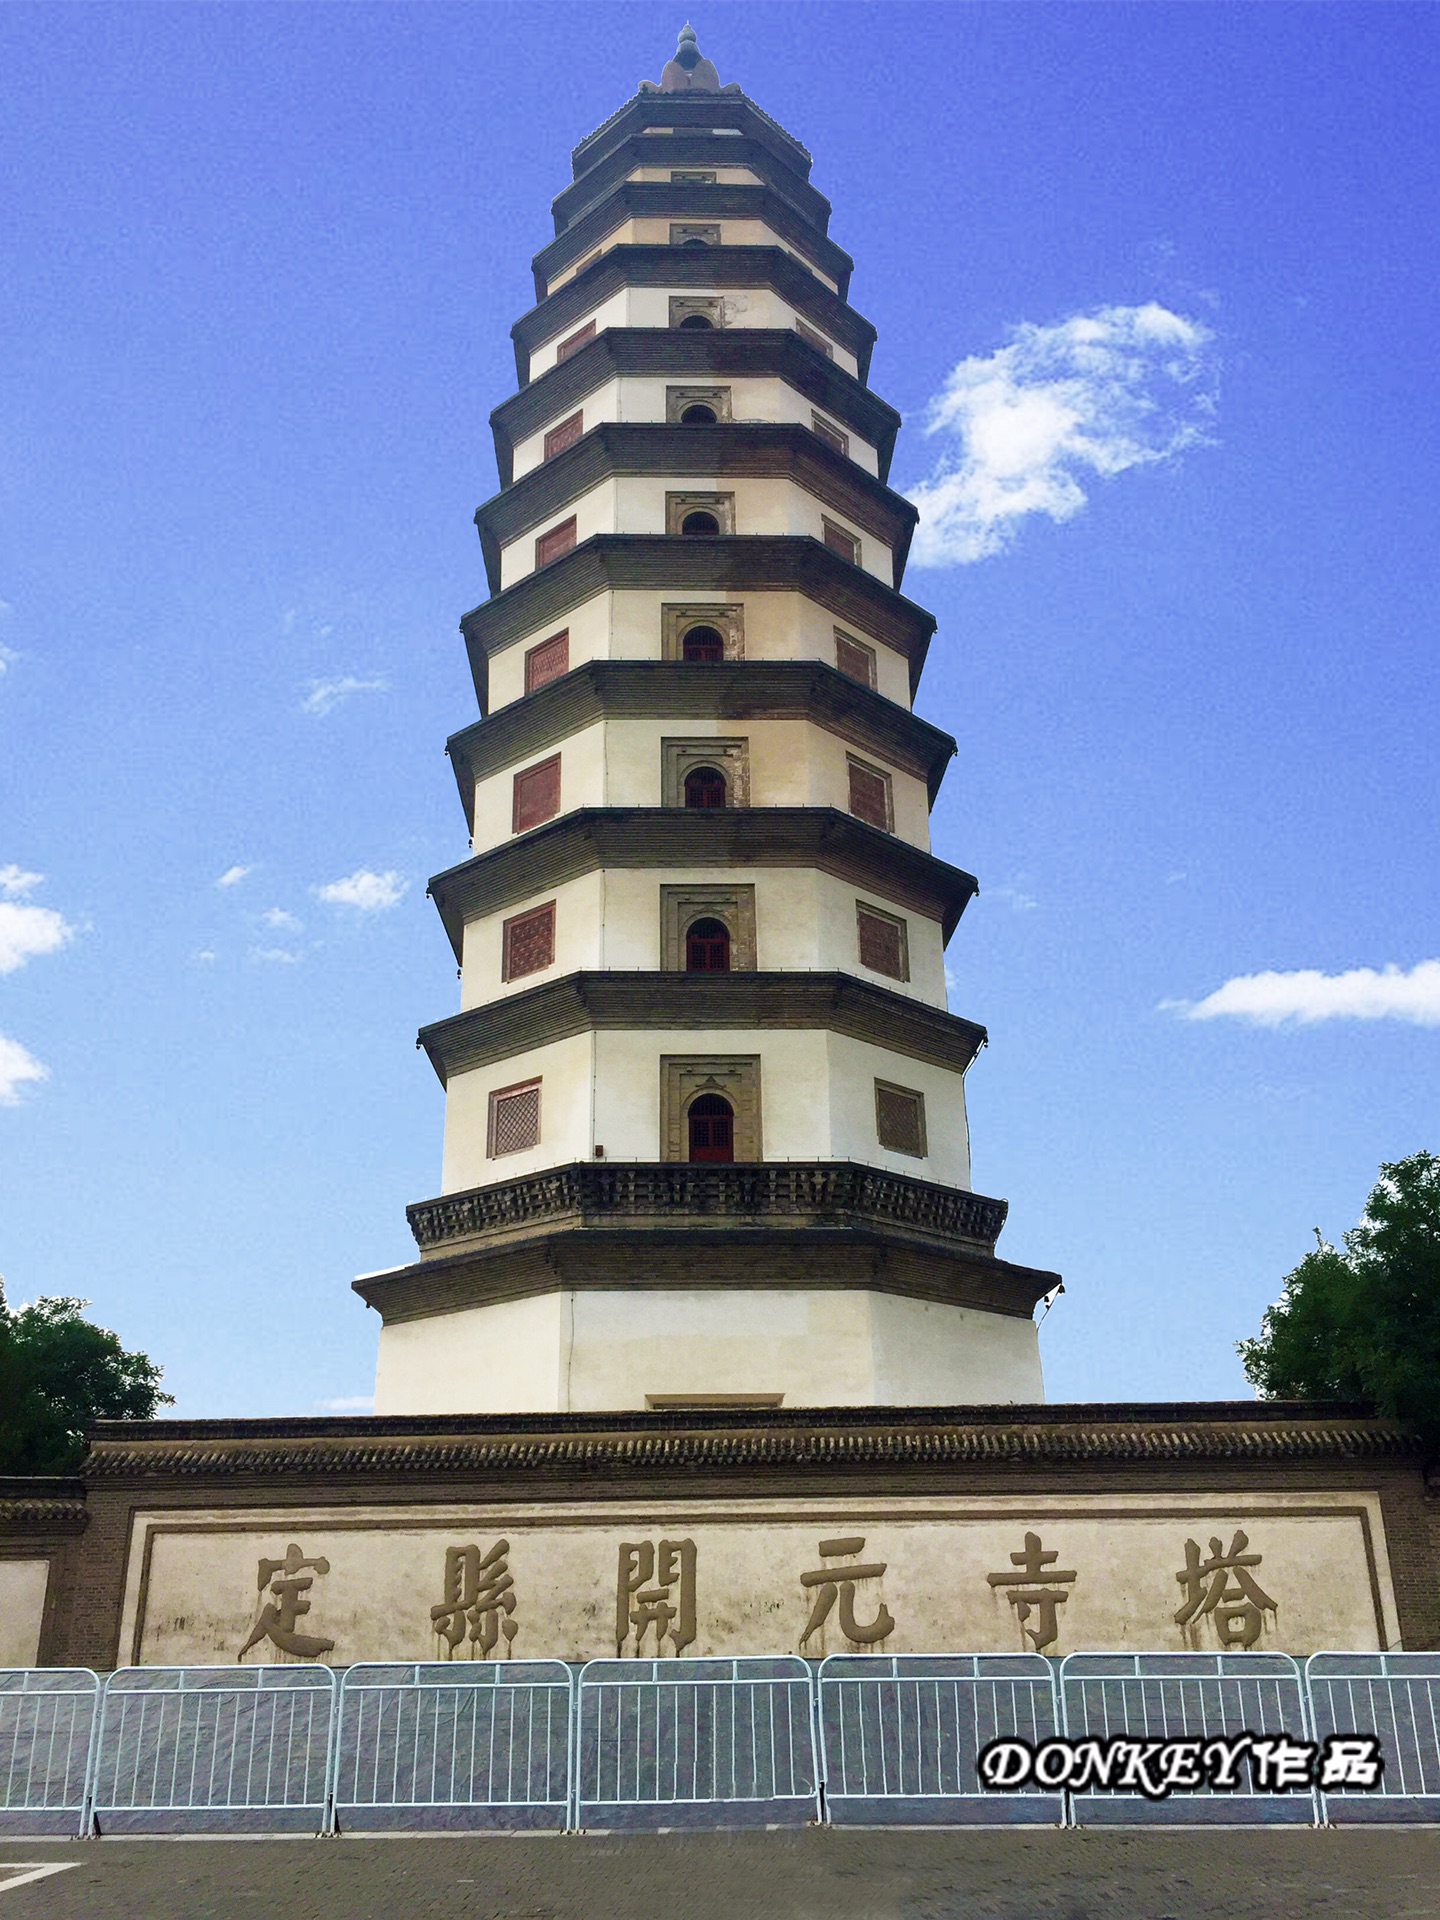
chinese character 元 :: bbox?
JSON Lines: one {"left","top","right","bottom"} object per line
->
{"left": 799, "top": 1537, "right": 894, "bottom": 1650}
{"left": 617, "top": 1540, "right": 697, "bottom": 1656}
{"left": 430, "top": 1541, "right": 517, "bottom": 1658}
{"left": 238, "top": 1543, "right": 335, "bottom": 1661}
{"left": 1174, "top": 1530, "right": 1277, "bottom": 1648}
{"left": 986, "top": 1531, "right": 1077, "bottom": 1653}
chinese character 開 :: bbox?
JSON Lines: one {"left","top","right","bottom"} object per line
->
{"left": 799, "top": 1537, "right": 894, "bottom": 1651}
{"left": 238, "top": 1544, "right": 335, "bottom": 1661}
{"left": 617, "top": 1540, "right": 697, "bottom": 1656}
{"left": 1174, "top": 1530, "right": 1276, "bottom": 1648}
{"left": 431, "top": 1541, "right": 517, "bottom": 1658}
{"left": 986, "top": 1532, "right": 1077, "bottom": 1652}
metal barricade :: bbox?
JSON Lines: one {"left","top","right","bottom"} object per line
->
{"left": 1307, "top": 1653, "right": 1440, "bottom": 1823}
{"left": 89, "top": 1665, "right": 337, "bottom": 1833}
{"left": 0, "top": 1670, "right": 100, "bottom": 1838}
{"left": 817, "top": 1654, "right": 1063, "bottom": 1826}
{"left": 332, "top": 1662, "right": 573, "bottom": 1831}
{"left": 1060, "top": 1652, "right": 1316, "bottom": 1825}
{"left": 574, "top": 1657, "right": 819, "bottom": 1829}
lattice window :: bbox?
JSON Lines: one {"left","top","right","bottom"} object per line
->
{"left": 535, "top": 517, "right": 577, "bottom": 568}
{"left": 856, "top": 904, "right": 908, "bottom": 981}
{"left": 488, "top": 1080, "right": 541, "bottom": 1157}
{"left": 512, "top": 754, "right": 561, "bottom": 833}
{"left": 502, "top": 902, "right": 556, "bottom": 981}
{"left": 543, "top": 410, "right": 584, "bottom": 460}
{"left": 875, "top": 1081, "right": 926, "bottom": 1159}
{"left": 822, "top": 517, "right": 860, "bottom": 566}
{"left": 847, "top": 757, "right": 892, "bottom": 831}
{"left": 555, "top": 319, "right": 595, "bottom": 364}
{"left": 834, "top": 630, "right": 877, "bottom": 688}
{"left": 524, "top": 629, "right": 570, "bottom": 694}
{"left": 796, "top": 317, "right": 834, "bottom": 358}
{"left": 812, "top": 413, "right": 849, "bottom": 457}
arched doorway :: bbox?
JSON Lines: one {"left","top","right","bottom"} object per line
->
{"left": 682, "top": 624, "right": 725, "bottom": 663}
{"left": 677, "top": 312, "right": 713, "bottom": 330}
{"left": 680, "top": 509, "right": 720, "bottom": 535}
{"left": 685, "top": 917, "right": 731, "bottom": 972}
{"left": 680, "top": 402, "right": 717, "bottom": 423}
{"left": 688, "top": 1093, "right": 734, "bottom": 1162}
{"left": 683, "top": 765, "right": 727, "bottom": 809}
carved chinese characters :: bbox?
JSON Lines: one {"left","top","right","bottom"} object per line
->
{"left": 431, "top": 1541, "right": 518, "bottom": 1658}
{"left": 986, "top": 1532, "right": 1078, "bottom": 1653}
{"left": 1174, "top": 1530, "right": 1278, "bottom": 1649}
{"left": 799, "top": 1537, "right": 894, "bottom": 1650}
{"left": 238, "top": 1545, "right": 335, "bottom": 1661}
{"left": 617, "top": 1540, "right": 697, "bottom": 1656}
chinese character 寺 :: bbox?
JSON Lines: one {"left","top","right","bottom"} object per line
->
{"left": 1174, "top": 1530, "right": 1276, "bottom": 1648}
{"left": 238, "top": 1544, "right": 335, "bottom": 1661}
{"left": 431, "top": 1541, "right": 518, "bottom": 1658}
{"left": 799, "top": 1537, "right": 894, "bottom": 1651}
{"left": 986, "top": 1531, "right": 1077, "bottom": 1652}
{"left": 617, "top": 1540, "right": 697, "bottom": 1656}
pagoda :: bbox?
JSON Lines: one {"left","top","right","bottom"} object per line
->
{"left": 355, "top": 26, "right": 1061, "bottom": 1415}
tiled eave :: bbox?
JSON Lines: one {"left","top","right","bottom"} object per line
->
{"left": 570, "top": 90, "right": 812, "bottom": 183}
{"left": 552, "top": 131, "right": 829, "bottom": 238}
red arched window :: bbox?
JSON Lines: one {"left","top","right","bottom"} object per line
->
{"left": 686, "top": 917, "right": 730, "bottom": 972}
{"left": 682, "top": 624, "right": 725, "bottom": 663}
{"left": 683, "top": 765, "right": 727, "bottom": 809}
{"left": 688, "top": 1093, "right": 734, "bottom": 1162}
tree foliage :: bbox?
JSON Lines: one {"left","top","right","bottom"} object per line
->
{"left": 0, "top": 1283, "right": 172, "bottom": 1475}
{"left": 1238, "top": 1152, "right": 1440, "bottom": 1440}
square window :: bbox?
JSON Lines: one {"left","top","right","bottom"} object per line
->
{"left": 847, "top": 756, "right": 892, "bottom": 831}
{"left": 875, "top": 1081, "right": 927, "bottom": 1158}
{"left": 795, "top": 318, "right": 834, "bottom": 358}
{"left": 555, "top": 320, "right": 595, "bottom": 364}
{"left": 811, "top": 413, "right": 849, "bottom": 457}
{"left": 524, "top": 629, "right": 570, "bottom": 694}
{"left": 543, "top": 410, "right": 584, "bottom": 460}
{"left": 856, "top": 903, "right": 908, "bottom": 981}
{"left": 834, "top": 630, "right": 877, "bottom": 688}
{"left": 512, "top": 754, "right": 561, "bottom": 833}
{"left": 535, "top": 517, "right": 577, "bottom": 568}
{"left": 502, "top": 902, "right": 556, "bottom": 981}
{"left": 822, "top": 517, "right": 860, "bottom": 566}
{"left": 488, "top": 1079, "right": 541, "bottom": 1157}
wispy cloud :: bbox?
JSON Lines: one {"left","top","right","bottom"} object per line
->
{"left": 0, "top": 1033, "right": 48, "bottom": 1106}
{"left": 301, "top": 675, "right": 387, "bottom": 717}
{"left": 317, "top": 1394, "right": 374, "bottom": 1413}
{"left": 250, "top": 946, "right": 302, "bottom": 965}
{"left": 1165, "top": 959, "right": 1440, "bottom": 1028}
{"left": 0, "top": 643, "right": 17, "bottom": 677}
{"left": 261, "top": 907, "right": 302, "bottom": 931}
{"left": 216, "top": 865, "right": 252, "bottom": 889}
{"left": 907, "top": 301, "right": 1217, "bottom": 566}
{"left": 316, "top": 868, "right": 407, "bottom": 912}
{"left": 0, "top": 866, "right": 43, "bottom": 898}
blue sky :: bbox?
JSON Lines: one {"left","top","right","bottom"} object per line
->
{"left": 1, "top": 2, "right": 1436, "bottom": 1417}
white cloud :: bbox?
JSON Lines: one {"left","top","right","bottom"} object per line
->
{"left": 0, "top": 866, "right": 42, "bottom": 898}
{"left": 1166, "top": 959, "right": 1440, "bottom": 1028}
{"left": 0, "top": 643, "right": 17, "bottom": 677}
{"left": 907, "top": 301, "right": 1217, "bottom": 566}
{"left": 193, "top": 949, "right": 217, "bottom": 964}
{"left": 0, "top": 899, "right": 72, "bottom": 974}
{"left": 261, "top": 907, "right": 302, "bottom": 931}
{"left": 316, "top": 868, "right": 407, "bottom": 912}
{"left": 301, "top": 675, "right": 387, "bottom": 717}
{"left": 317, "top": 1394, "right": 375, "bottom": 1413}
{"left": 251, "top": 946, "right": 301, "bottom": 965}
{"left": 216, "top": 865, "right": 252, "bottom": 888}
{"left": 0, "top": 1033, "right": 48, "bottom": 1105}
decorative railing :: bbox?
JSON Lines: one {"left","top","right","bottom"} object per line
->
{"left": 407, "top": 1161, "right": 1007, "bottom": 1253}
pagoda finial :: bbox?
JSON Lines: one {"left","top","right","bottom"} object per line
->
{"left": 661, "top": 21, "right": 721, "bottom": 92}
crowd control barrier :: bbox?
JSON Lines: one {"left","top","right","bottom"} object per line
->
{"left": 1059, "top": 1651, "right": 1317, "bottom": 1825}
{"left": 332, "top": 1661, "right": 573, "bottom": 1830}
{"left": 573, "top": 1657, "right": 819, "bottom": 1828}
{"left": 818, "top": 1654, "right": 1063, "bottom": 1825}
{"left": 0, "top": 1669, "right": 100, "bottom": 1838}
{"left": 88, "top": 1665, "right": 336, "bottom": 1834}
{"left": 1307, "top": 1652, "right": 1440, "bottom": 1823}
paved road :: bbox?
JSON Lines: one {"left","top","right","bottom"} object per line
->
{"left": 2, "top": 1829, "right": 1438, "bottom": 1920}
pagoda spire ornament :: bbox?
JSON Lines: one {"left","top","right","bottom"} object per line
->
{"left": 660, "top": 22, "right": 721, "bottom": 92}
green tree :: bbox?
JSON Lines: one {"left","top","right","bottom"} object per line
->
{"left": 0, "top": 1282, "right": 172, "bottom": 1474}
{"left": 1238, "top": 1151, "right": 1440, "bottom": 1440}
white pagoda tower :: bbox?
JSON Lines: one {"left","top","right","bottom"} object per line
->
{"left": 356, "top": 27, "right": 1059, "bottom": 1415}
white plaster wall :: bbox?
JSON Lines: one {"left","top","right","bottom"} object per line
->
{"left": 543, "top": 220, "right": 838, "bottom": 298}
{"left": 487, "top": 592, "right": 613, "bottom": 711}
{"left": 498, "top": 477, "right": 619, "bottom": 591}
{"left": 826, "top": 1033, "right": 973, "bottom": 1187}
{"left": 440, "top": 1033, "right": 595, "bottom": 1192}
{"left": 528, "top": 288, "right": 630, "bottom": 378}
{"left": 460, "top": 871, "right": 605, "bottom": 1008}
{"left": 373, "top": 1286, "right": 1040, "bottom": 1415}
{"left": 529, "top": 288, "right": 858, "bottom": 381}
{"left": 0, "top": 1560, "right": 49, "bottom": 1667}
{"left": 470, "top": 718, "right": 606, "bottom": 855}
{"left": 512, "top": 376, "right": 880, "bottom": 480}
{"left": 375, "top": 1293, "right": 565, "bottom": 1414}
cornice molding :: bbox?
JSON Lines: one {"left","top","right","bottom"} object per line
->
{"left": 474, "top": 423, "right": 918, "bottom": 595}
{"left": 492, "top": 330, "right": 900, "bottom": 486}
{"left": 530, "top": 184, "right": 852, "bottom": 301}
{"left": 459, "top": 536, "right": 937, "bottom": 711}
{"left": 571, "top": 92, "right": 812, "bottom": 183}
{"left": 445, "top": 662, "right": 956, "bottom": 829}
{"left": 511, "top": 247, "right": 875, "bottom": 384}
{"left": 417, "top": 970, "right": 987, "bottom": 1085}
{"left": 552, "top": 132, "right": 830, "bottom": 240}
{"left": 0, "top": 1476, "right": 89, "bottom": 1531}
{"left": 427, "top": 807, "right": 977, "bottom": 959}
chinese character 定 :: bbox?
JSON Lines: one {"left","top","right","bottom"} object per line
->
{"left": 799, "top": 1537, "right": 894, "bottom": 1651}
{"left": 237, "top": 1543, "right": 335, "bottom": 1661}
{"left": 430, "top": 1541, "right": 518, "bottom": 1659}
{"left": 986, "top": 1531, "right": 1077, "bottom": 1653}
{"left": 1173, "top": 1530, "right": 1276, "bottom": 1649}
{"left": 617, "top": 1540, "right": 697, "bottom": 1656}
